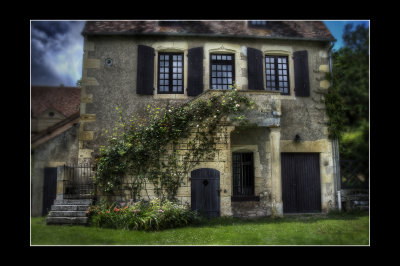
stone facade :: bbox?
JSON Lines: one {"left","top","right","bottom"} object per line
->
{"left": 78, "top": 26, "right": 337, "bottom": 217}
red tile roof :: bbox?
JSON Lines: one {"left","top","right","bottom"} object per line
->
{"left": 82, "top": 20, "right": 335, "bottom": 42}
{"left": 31, "top": 86, "right": 81, "bottom": 118}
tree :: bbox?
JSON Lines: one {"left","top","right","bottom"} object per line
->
{"left": 331, "top": 23, "right": 369, "bottom": 184}
{"left": 332, "top": 23, "right": 369, "bottom": 128}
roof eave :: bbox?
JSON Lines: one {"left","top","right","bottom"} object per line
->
{"left": 82, "top": 31, "right": 336, "bottom": 42}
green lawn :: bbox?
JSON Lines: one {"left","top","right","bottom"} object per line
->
{"left": 31, "top": 211, "right": 369, "bottom": 245}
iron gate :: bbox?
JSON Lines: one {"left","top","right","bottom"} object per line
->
{"left": 63, "top": 164, "right": 94, "bottom": 199}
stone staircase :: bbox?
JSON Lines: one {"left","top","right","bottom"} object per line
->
{"left": 46, "top": 199, "right": 92, "bottom": 225}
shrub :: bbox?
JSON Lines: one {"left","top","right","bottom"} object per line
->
{"left": 87, "top": 198, "right": 199, "bottom": 231}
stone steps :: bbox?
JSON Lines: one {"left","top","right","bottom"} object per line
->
{"left": 46, "top": 198, "right": 92, "bottom": 225}
{"left": 46, "top": 217, "right": 88, "bottom": 225}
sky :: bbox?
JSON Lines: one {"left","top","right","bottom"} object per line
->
{"left": 30, "top": 20, "right": 369, "bottom": 87}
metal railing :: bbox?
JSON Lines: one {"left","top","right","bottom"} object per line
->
{"left": 63, "top": 164, "right": 95, "bottom": 199}
{"left": 340, "top": 160, "right": 368, "bottom": 189}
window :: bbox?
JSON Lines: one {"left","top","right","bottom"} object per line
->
{"left": 265, "top": 55, "right": 290, "bottom": 95}
{"left": 232, "top": 153, "right": 254, "bottom": 197}
{"left": 159, "top": 21, "right": 182, "bottom": 26}
{"left": 210, "top": 54, "right": 235, "bottom": 90}
{"left": 158, "top": 53, "right": 184, "bottom": 94}
{"left": 249, "top": 20, "right": 268, "bottom": 27}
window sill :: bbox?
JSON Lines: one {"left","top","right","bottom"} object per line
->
{"left": 231, "top": 196, "right": 260, "bottom": 202}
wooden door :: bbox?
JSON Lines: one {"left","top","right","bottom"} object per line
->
{"left": 281, "top": 153, "right": 321, "bottom": 213}
{"left": 190, "top": 168, "right": 220, "bottom": 217}
{"left": 42, "top": 167, "right": 57, "bottom": 216}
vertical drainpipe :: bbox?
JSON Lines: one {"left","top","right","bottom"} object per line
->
{"left": 328, "top": 41, "right": 342, "bottom": 210}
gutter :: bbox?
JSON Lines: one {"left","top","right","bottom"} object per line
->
{"left": 327, "top": 40, "right": 342, "bottom": 211}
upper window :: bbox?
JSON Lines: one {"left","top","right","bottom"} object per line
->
{"left": 265, "top": 55, "right": 290, "bottom": 95}
{"left": 210, "top": 54, "right": 235, "bottom": 90}
{"left": 159, "top": 21, "right": 182, "bottom": 26}
{"left": 158, "top": 53, "right": 184, "bottom": 94}
{"left": 249, "top": 20, "right": 268, "bottom": 27}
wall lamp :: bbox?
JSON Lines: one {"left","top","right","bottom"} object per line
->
{"left": 294, "top": 134, "right": 301, "bottom": 142}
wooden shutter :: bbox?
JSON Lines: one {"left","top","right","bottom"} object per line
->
{"left": 136, "top": 45, "right": 155, "bottom": 95}
{"left": 293, "top": 50, "right": 310, "bottom": 97}
{"left": 247, "top": 47, "right": 264, "bottom": 90}
{"left": 187, "top": 47, "right": 204, "bottom": 96}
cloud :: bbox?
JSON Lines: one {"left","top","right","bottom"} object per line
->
{"left": 31, "top": 21, "right": 85, "bottom": 86}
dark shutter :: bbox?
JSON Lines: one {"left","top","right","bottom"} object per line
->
{"left": 187, "top": 47, "right": 204, "bottom": 96}
{"left": 136, "top": 45, "right": 155, "bottom": 95}
{"left": 293, "top": 50, "right": 310, "bottom": 97}
{"left": 247, "top": 47, "right": 264, "bottom": 90}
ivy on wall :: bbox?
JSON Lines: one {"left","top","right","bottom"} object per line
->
{"left": 94, "top": 87, "right": 254, "bottom": 202}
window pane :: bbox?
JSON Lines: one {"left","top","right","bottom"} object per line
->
{"left": 164, "top": 55, "right": 169, "bottom": 60}
{"left": 223, "top": 78, "right": 227, "bottom": 84}
{"left": 212, "top": 84, "right": 216, "bottom": 89}
{"left": 270, "top": 58, "right": 274, "bottom": 63}
{"left": 222, "top": 65, "right": 226, "bottom": 71}
{"left": 223, "top": 85, "right": 228, "bottom": 89}
{"left": 227, "top": 56, "right": 232, "bottom": 60}
{"left": 217, "top": 55, "right": 221, "bottom": 60}
{"left": 266, "top": 70, "right": 270, "bottom": 74}
{"left": 283, "top": 70, "right": 287, "bottom": 75}
{"left": 178, "top": 80, "right": 182, "bottom": 85}
{"left": 222, "top": 72, "right": 227, "bottom": 77}
{"left": 173, "top": 61, "right": 177, "bottom": 67}
{"left": 222, "top": 55, "right": 226, "bottom": 60}
{"left": 271, "top": 70, "right": 275, "bottom": 75}
{"left": 266, "top": 57, "right": 270, "bottom": 63}
{"left": 212, "top": 78, "right": 216, "bottom": 84}
{"left": 160, "top": 61, "right": 164, "bottom": 67}
{"left": 212, "top": 65, "right": 216, "bottom": 70}
{"left": 173, "top": 80, "right": 177, "bottom": 85}
{"left": 217, "top": 72, "right": 222, "bottom": 77}
{"left": 278, "top": 58, "right": 282, "bottom": 63}
{"left": 228, "top": 72, "right": 232, "bottom": 77}
{"left": 212, "top": 71, "right": 216, "bottom": 77}
{"left": 178, "top": 74, "right": 182, "bottom": 79}
{"left": 173, "top": 55, "right": 177, "bottom": 61}
{"left": 228, "top": 78, "right": 232, "bottom": 84}
{"left": 217, "top": 65, "right": 221, "bottom": 71}
{"left": 160, "top": 80, "right": 164, "bottom": 85}
{"left": 267, "top": 76, "right": 270, "bottom": 80}
{"left": 283, "top": 64, "right": 286, "bottom": 69}
{"left": 212, "top": 55, "right": 216, "bottom": 60}
{"left": 227, "top": 65, "right": 232, "bottom": 71}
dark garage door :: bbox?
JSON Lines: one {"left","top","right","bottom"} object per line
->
{"left": 281, "top": 153, "right": 321, "bottom": 213}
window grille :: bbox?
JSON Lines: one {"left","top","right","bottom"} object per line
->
{"left": 158, "top": 53, "right": 184, "bottom": 94}
{"left": 265, "top": 55, "right": 290, "bottom": 95}
{"left": 232, "top": 152, "right": 254, "bottom": 196}
{"left": 210, "top": 54, "right": 235, "bottom": 90}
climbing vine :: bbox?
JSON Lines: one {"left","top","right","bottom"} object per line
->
{"left": 94, "top": 87, "right": 254, "bottom": 202}
{"left": 323, "top": 72, "right": 345, "bottom": 140}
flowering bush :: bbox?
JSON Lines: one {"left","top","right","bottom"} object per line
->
{"left": 87, "top": 198, "right": 199, "bottom": 231}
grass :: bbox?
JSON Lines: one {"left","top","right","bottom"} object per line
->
{"left": 31, "top": 210, "right": 369, "bottom": 245}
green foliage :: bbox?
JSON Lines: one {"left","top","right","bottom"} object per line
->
{"left": 324, "top": 72, "right": 345, "bottom": 140}
{"left": 328, "top": 22, "right": 369, "bottom": 184}
{"left": 332, "top": 23, "right": 369, "bottom": 128}
{"left": 94, "top": 86, "right": 254, "bottom": 201}
{"left": 87, "top": 198, "right": 199, "bottom": 231}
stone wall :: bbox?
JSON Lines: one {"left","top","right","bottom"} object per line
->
{"left": 31, "top": 125, "right": 79, "bottom": 216}
{"left": 80, "top": 34, "right": 336, "bottom": 216}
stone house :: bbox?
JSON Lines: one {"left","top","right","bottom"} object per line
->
{"left": 31, "top": 86, "right": 81, "bottom": 216}
{"left": 75, "top": 20, "right": 338, "bottom": 218}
